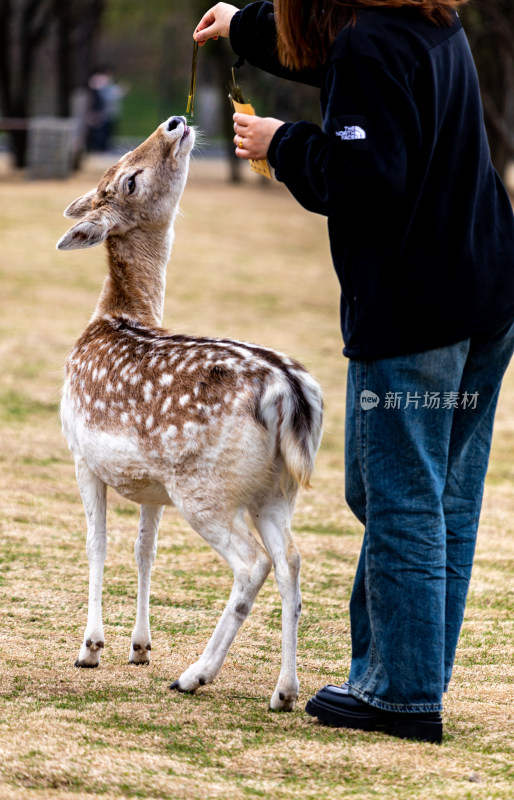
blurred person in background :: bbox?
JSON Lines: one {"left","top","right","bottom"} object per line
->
{"left": 86, "top": 66, "right": 127, "bottom": 151}
{"left": 193, "top": 1, "right": 514, "bottom": 743}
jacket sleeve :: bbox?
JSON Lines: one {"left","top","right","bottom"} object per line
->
{"left": 229, "top": 1, "right": 322, "bottom": 88}
{"left": 267, "top": 55, "right": 422, "bottom": 219}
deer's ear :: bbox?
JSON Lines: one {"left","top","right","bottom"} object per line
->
{"left": 56, "top": 214, "right": 111, "bottom": 251}
{"left": 63, "top": 190, "right": 96, "bottom": 220}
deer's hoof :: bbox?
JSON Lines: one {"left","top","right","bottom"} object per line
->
{"left": 270, "top": 685, "right": 298, "bottom": 712}
{"left": 129, "top": 642, "right": 151, "bottom": 665}
{"left": 75, "top": 638, "right": 104, "bottom": 668}
{"left": 169, "top": 679, "right": 196, "bottom": 694}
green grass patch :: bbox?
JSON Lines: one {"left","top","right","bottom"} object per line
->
{"left": 0, "top": 390, "right": 59, "bottom": 423}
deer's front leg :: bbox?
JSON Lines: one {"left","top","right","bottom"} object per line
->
{"left": 129, "top": 504, "right": 163, "bottom": 664}
{"left": 75, "top": 457, "right": 107, "bottom": 668}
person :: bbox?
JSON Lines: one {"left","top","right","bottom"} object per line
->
{"left": 86, "top": 69, "right": 108, "bottom": 152}
{"left": 193, "top": 1, "right": 514, "bottom": 743}
{"left": 86, "top": 67, "right": 127, "bottom": 152}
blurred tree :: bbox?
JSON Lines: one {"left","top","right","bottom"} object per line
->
{"left": 0, "top": 0, "right": 53, "bottom": 166}
{"left": 461, "top": 1, "right": 514, "bottom": 181}
{"left": 0, "top": 0, "right": 106, "bottom": 167}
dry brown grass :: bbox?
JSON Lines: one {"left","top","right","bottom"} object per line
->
{"left": 0, "top": 153, "right": 513, "bottom": 800}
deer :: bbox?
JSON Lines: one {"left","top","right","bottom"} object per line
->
{"left": 56, "top": 116, "right": 323, "bottom": 711}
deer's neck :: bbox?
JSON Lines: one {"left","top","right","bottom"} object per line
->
{"left": 94, "top": 225, "right": 174, "bottom": 327}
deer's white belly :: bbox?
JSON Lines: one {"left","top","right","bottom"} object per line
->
{"left": 61, "top": 398, "right": 173, "bottom": 505}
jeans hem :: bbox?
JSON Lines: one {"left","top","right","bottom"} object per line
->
{"left": 347, "top": 683, "right": 444, "bottom": 714}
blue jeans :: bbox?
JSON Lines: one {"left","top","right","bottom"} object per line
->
{"left": 345, "top": 318, "right": 514, "bottom": 712}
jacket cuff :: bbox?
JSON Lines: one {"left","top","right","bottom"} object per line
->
{"left": 267, "top": 122, "right": 294, "bottom": 169}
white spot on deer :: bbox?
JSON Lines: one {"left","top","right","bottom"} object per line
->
{"left": 94, "top": 399, "right": 106, "bottom": 411}
{"left": 146, "top": 414, "right": 154, "bottom": 430}
{"left": 159, "top": 373, "right": 173, "bottom": 387}
{"left": 179, "top": 394, "right": 190, "bottom": 407}
{"left": 183, "top": 421, "right": 200, "bottom": 438}
{"left": 161, "top": 397, "right": 172, "bottom": 414}
{"left": 143, "top": 381, "right": 153, "bottom": 402}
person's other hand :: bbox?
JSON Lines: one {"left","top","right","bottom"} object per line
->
{"left": 194, "top": 3, "right": 239, "bottom": 45}
{"left": 233, "top": 113, "right": 285, "bottom": 160}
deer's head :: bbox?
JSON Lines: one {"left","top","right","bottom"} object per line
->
{"left": 57, "top": 116, "right": 195, "bottom": 251}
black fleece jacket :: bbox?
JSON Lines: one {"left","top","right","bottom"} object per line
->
{"left": 230, "top": 2, "right": 514, "bottom": 360}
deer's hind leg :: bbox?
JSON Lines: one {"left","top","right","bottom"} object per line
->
{"left": 170, "top": 508, "right": 272, "bottom": 693}
{"left": 249, "top": 484, "right": 301, "bottom": 711}
{"left": 75, "top": 457, "right": 107, "bottom": 668}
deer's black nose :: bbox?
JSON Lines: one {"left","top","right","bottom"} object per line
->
{"left": 167, "top": 116, "right": 184, "bottom": 132}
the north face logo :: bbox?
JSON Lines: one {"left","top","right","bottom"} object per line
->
{"left": 335, "top": 126, "right": 366, "bottom": 140}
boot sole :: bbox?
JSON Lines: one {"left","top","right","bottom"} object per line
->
{"left": 305, "top": 697, "right": 442, "bottom": 743}
{"left": 305, "top": 696, "right": 387, "bottom": 732}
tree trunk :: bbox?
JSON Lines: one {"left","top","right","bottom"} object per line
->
{"left": 462, "top": 2, "right": 514, "bottom": 182}
{"left": 0, "top": 0, "right": 13, "bottom": 115}
{"left": 8, "top": 0, "right": 53, "bottom": 166}
{"left": 74, "top": 0, "right": 107, "bottom": 89}
{"left": 54, "top": 0, "right": 72, "bottom": 117}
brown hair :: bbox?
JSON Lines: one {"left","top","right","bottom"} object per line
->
{"left": 275, "top": 0, "right": 469, "bottom": 70}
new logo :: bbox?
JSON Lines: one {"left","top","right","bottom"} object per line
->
{"left": 360, "top": 390, "right": 379, "bottom": 411}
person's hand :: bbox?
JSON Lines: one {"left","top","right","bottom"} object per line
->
{"left": 233, "top": 113, "right": 285, "bottom": 160}
{"left": 194, "top": 3, "right": 239, "bottom": 46}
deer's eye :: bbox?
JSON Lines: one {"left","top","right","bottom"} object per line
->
{"left": 126, "top": 175, "right": 137, "bottom": 195}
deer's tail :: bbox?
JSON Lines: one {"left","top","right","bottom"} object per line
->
{"left": 258, "top": 367, "right": 323, "bottom": 489}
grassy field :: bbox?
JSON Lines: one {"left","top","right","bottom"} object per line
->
{"left": 0, "top": 151, "right": 513, "bottom": 800}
